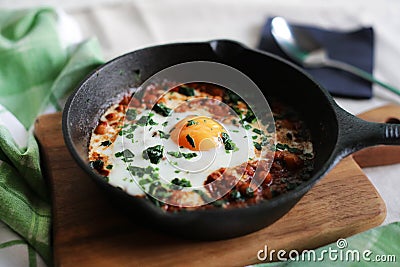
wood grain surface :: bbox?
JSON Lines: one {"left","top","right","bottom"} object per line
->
{"left": 34, "top": 105, "right": 400, "bottom": 267}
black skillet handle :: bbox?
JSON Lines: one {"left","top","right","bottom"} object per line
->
{"left": 335, "top": 104, "right": 400, "bottom": 157}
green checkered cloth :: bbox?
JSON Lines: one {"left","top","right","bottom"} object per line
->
{"left": 0, "top": 8, "right": 103, "bottom": 265}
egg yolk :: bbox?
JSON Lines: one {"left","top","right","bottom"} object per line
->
{"left": 170, "top": 116, "right": 225, "bottom": 151}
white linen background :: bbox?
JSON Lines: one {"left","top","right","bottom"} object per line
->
{"left": 0, "top": 0, "right": 399, "bottom": 266}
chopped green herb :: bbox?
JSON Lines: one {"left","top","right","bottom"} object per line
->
{"left": 171, "top": 178, "right": 192, "bottom": 187}
{"left": 168, "top": 151, "right": 197, "bottom": 160}
{"left": 153, "top": 103, "right": 172, "bottom": 117}
{"left": 145, "top": 165, "right": 155, "bottom": 173}
{"left": 221, "top": 132, "right": 229, "bottom": 141}
{"left": 137, "top": 116, "right": 149, "bottom": 126}
{"left": 139, "top": 178, "right": 152, "bottom": 186}
{"left": 224, "top": 91, "right": 240, "bottom": 104}
{"left": 115, "top": 149, "right": 135, "bottom": 162}
{"left": 276, "top": 143, "right": 302, "bottom": 154}
{"left": 252, "top": 136, "right": 258, "bottom": 140}
{"left": 244, "top": 124, "right": 252, "bottom": 130}
{"left": 231, "top": 129, "right": 239, "bottom": 133}
{"left": 89, "top": 159, "right": 104, "bottom": 170}
{"left": 186, "top": 120, "right": 199, "bottom": 127}
{"left": 142, "top": 145, "right": 164, "bottom": 164}
{"left": 119, "top": 125, "right": 137, "bottom": 136}
{"left": 106, "top": 164, "right": 113, "bottom": 170}
{"left": 128, "top": 165, "right": 155, "bottom": 178}
{"left": 167, "top": 151, "right": 182, "bottom": 158}
{"left": 221, "top": 132, "right": 237, "bottom": 151}
{"left": 147, "top": 118, "right": 158, "bottom": 126}
{"left": 252, "top": 128, "right": 264, "bottom": 135}
{"left": 154, "top": 187, "right": 172, "bottom": 199}
{"left": 158, "top": 130, "right": 170, "bottom": 139}
{"left": 150, "top": 172, "right": 159, "bottom": 180}
{"left": 126, "top": 125, "right": 137, "bottom": 133}
{"left": 162, "top": 121, "right": 168, "bottom": 127}
{"left": 182, "top": 152, "right": 197, "bottom": 159}
{"left": 275, "top": 143, "right": 286, "bottom": 151}
{"left": 126, "top": 109, "right": 137, "bottom": 121}
{"left": 115, "top": 151, "right": 123, "bottom": 157}
{"left": 178, "top": 85, "right": 195, "bottom": 96}
{"left": 128, "top": 166, "right": 145, "bottom": 177}
{"left": 174, "top": 170, "right": 181, "bottom": 174}
{"left": 242, "top": 110, "right": 256, "bottom": 123}
{"left": 253, "top": 142, "right": 262, "bottom": 151}
{"left": 261, "top": 136, "right": 269, "bottom": 146}
{"left": 186, "top": 134, "right": 196, "bottom": 148}
{"left": 123, "top": 149, "right": 135, "bottom": 158}
{"left": 122, "top": 149, "right": 135, "bottom": 162}
{"left": 100, "top": 140, "right": 112, "bottom": 146}
{"left": 137, "top": 115, "right": 158, "bottom": 126}
{"left": 125, "top": 133, "right": 134, "bottom": 139}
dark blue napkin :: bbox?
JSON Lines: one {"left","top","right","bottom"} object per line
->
{"left": 258, "top": 18, "right": 374, "bottom": 99}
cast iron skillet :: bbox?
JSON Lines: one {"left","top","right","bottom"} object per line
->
{"left": 63, "top": 39, "right": 400, "bottom": 240}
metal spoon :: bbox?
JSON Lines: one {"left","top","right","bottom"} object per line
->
{"left": 271, "top": 16, "right": 400, "bottom": 96}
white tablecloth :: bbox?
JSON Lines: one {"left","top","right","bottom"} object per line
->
{"left": 0, "top": 0, "right": 399, "bottom": 266}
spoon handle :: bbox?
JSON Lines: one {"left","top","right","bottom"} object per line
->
{"left": 324, "top": 59, "right": 400, "bottom": 96}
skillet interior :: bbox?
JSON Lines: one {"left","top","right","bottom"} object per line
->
{"left": 63, "top": 40, "right": 339, "bottom": 239}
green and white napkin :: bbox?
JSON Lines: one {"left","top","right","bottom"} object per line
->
{"left": 0, "top": 7, "right": 103, "bottom": 266}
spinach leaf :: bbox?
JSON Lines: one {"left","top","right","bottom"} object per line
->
{"left": 100, "top": 140, "right": 112, "bottom": 146}
{"left": 153, "top": 103, "right": 172, "bottom": 117}
{"left": 158, "top": 130, "right": 170, "bottom": 139}
{"left": 221, "top": 132, "right": 237, "bottom": 151}
{"left": 186, "top": 134, "right": 196, "bottom": 148}
{"left": 178, "top": 85, "right": 195, "bottom": 96}
{"left": 171, "top": 178, "right": 192, "bottom": 188}
{"left": 142, "top": 145, "right": 164, "bottom": 164}
{"left": 126, "top": 109, "right": 137, "bottom": 121}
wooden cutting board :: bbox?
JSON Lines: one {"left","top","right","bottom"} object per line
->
{"left": 34, "top": 105, "right": 400, "bottom": 267}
